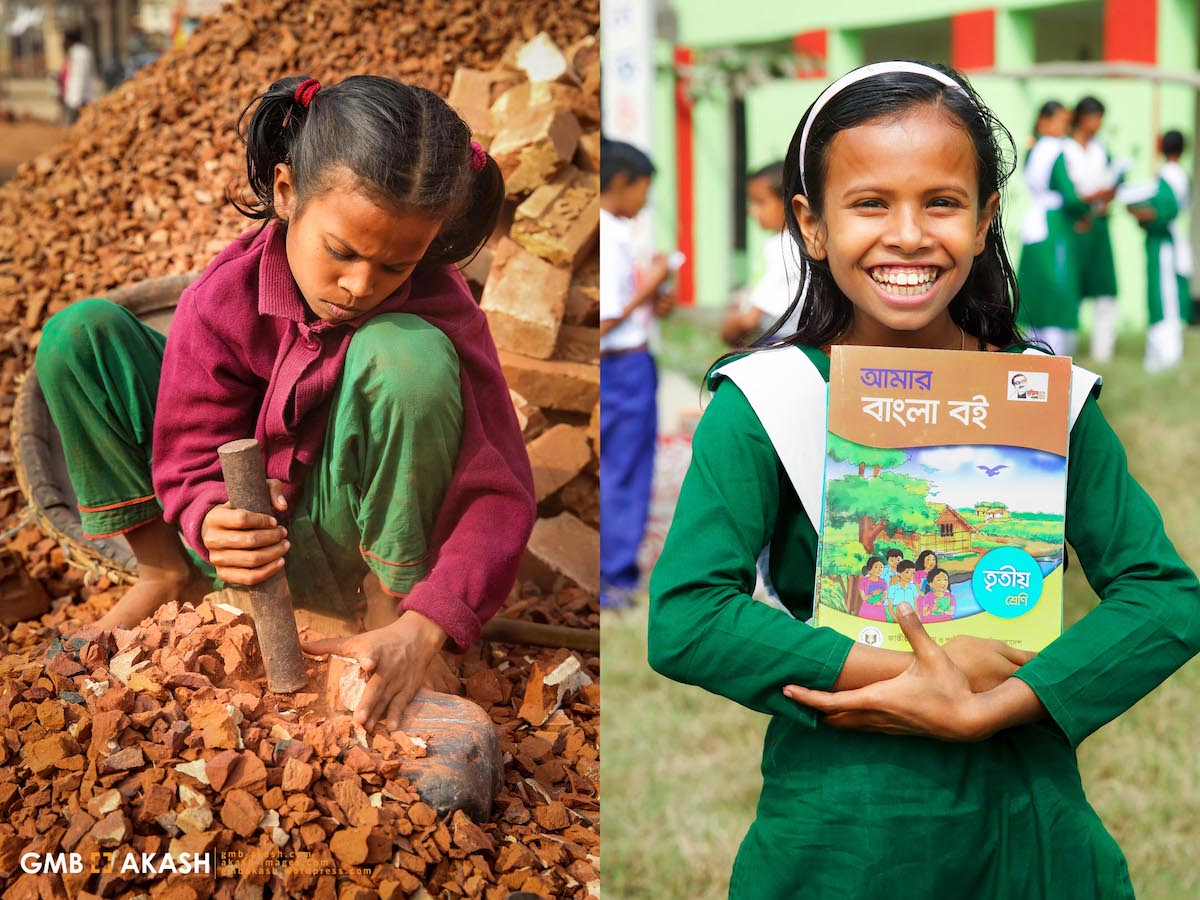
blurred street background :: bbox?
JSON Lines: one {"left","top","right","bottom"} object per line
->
{"left": 1, "top": 0, "right": 194, "bottom": 180}
{"left": 602, "top": 1, "right": 1200, "bottom": 897}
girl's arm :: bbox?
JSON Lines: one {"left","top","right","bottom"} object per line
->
{"left": 153, "top": 286, "right": 263, "bottom": 558}
{"left": 1005, "top": 393, "right": 1200, "bottom": 748}
{"left": 648, "top": 379, "right": 907, "bottom": 728}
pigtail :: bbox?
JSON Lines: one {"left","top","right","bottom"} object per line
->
{"left": 226, "top": 75, "right": 317, "bottom": 222}
{"left": 425, "top": 146, "right": 505, "bottom": 271}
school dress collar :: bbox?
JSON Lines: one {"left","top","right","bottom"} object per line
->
{"left": 255, "top": 221, "right": 412, "bottom": 333}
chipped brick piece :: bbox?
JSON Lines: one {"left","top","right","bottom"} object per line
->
{"left": 99, "top": 746, "right": 145, "bottom": 774}
{"left": 325, "top": 654, "right": 368, "bottom": 713}
{"left": 23, "top": 732, "right": 77, "bottom": 775}
{"left": 330, "top": 825, "right": 372, "bottom": 867}
{"left": 498, "top": 351, "right": 599, "bottom": 413}
{"left": 281, "top": 757, "right": 314, "bottom": 793}
{"left": 527, "top": 425, "right": 592, "bottom": 502}
{"left": 479, "top": 239, "right": 568, "bottom": 359}
{"left": 219, "top": 789, "right": 263, "bottom": 839}
{"left": 510, "top": 167, "right": 600, "bottom": 269}
{"left": 521, "top": 513, "right": 600, "bottom": 595}
{"left": 554, "top": 325, "right": 599, "bottom": 365}
{"left": 490, "top": 107, "right": 582, "bottom": 196}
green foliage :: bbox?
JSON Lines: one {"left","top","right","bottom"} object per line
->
{"left": 819, "top": 577, "right": 847, "bottom": 612}
{"left": 826, "top": 434, "right": 908, "bottom": 472}
{"left": 974, "top": 501, "right": 1008, "bottom": 510}
{"left": 826, "top": 472, "right": 934, "bottom": 531}
{"left": 823, "top": 540, "right": 867, "bottom": 576}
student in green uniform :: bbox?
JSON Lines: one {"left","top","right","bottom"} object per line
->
{"left": 1063, "top": 97, "right": 1122, "bottom": 362}
{"left": 1126, "top": 130, "right": 1193, "bottom": 373}
{"left": 648, "top": 60, "right": 1200, "bottom": 900}
{"left": 1017, "top": 100, "right": 1114, "bottom": 356}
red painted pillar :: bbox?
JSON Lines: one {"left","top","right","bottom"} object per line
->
{"left": 1104, "top": 0, "right": 1156, "bottom": 63}
{"left": 792, "top": 30, "right": 827, "bottom": 78}
{"left": 674, "top": 45, "right": 695, "bottom": 306}
{"left": 951, "top": 10, "right": 996, "bottom": 71}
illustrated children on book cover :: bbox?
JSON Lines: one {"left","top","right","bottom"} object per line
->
{"left": 814, "top": 346, "right": 1073, "bottom": 652}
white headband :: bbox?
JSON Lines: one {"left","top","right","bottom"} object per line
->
{"left": 798, "top": 62, "right": 972, "bottom": 194}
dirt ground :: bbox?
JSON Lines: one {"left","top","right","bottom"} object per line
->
{"left": 0, "top": 119, "right": 67, "bottom": 183}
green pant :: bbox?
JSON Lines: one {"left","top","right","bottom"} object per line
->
{"left": 36, "top": 298, "right": 463, "bottom": 612}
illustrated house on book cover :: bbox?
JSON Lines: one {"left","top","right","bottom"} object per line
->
{"left": 814, "top": 346, "right": 1073, "bottom": 652}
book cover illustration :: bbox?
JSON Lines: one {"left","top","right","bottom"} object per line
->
{"left": 814, "top": 346, "right": 1073, "bottom": 653}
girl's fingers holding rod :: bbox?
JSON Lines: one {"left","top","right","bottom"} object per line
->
{"left": 207, "top": 526, "right": 287, "bottom": 550}
{"left": 209, "top": 542, "right": 290, "bottom": 570}
{"left": 208, "top": 507, "right": 279, "bottom": 530}
{"left": 214, "top": 556, "right": 286, "bottom": 586}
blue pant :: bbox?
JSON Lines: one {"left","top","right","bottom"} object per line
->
{"left": 599, "top": 349, "right": 658, "bottom": 590}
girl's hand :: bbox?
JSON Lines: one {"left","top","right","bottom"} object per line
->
{"left": 201, "top": 478, "right": 289, "bottom": 585}
{"left": 299, "top": 610, "right": 448, "bottom": 731}
{"left": 942, "top": 634, "right": 1036, "bottom": 694}
{"left": 784, "top": 602, "right": 994, "bottom": 742}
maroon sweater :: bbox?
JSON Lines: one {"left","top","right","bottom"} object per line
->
{"left": 152, "top": 223, "right": 536, "bottom": 649}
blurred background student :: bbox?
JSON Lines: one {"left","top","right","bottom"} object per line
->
{"left": 721, "top": 161, "right": 804, "bottom": 346}
{"left": 61, "top": 28, "right": 97, "bottom": 125}
{"left": 600, "top": 137, "right": 675, "bottom": 610}
{"left": 1063, "top": 96, "right": 1123, "bottom": 362}
{"left": 1125, "top": 130, "right": 1192, "bottom": 373}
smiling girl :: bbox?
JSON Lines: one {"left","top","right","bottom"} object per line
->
{"left": 648, "top": 61, "right": 1200, "bottom": 898}
{"left": 36, "top": 75, "right": 536, "bottom": 731}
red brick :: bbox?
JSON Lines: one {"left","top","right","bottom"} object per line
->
{"left": 489, "top": 107, "right": 582, "bottom": 196}
{"left": 480, "top": 238, "right": 567, "bottom": 359}
{"left": 510, "top": 167, "right": 599, "bottom": 269}
{"left": 527, "top": 425, "right": 591, "bottom": 502}
{"left": 498, "top": 351, "right": 599, "bottom": 413}
{"left": 520, "top": 513, "right": 599, "bottom": 595}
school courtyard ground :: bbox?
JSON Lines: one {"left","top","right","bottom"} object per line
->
{"left": 603, "top": 309, "right": 1200, "bottom": 900}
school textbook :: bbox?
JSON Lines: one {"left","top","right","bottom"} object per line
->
{"left": 813, "top": 346, "right": 1072, "bottom": 652}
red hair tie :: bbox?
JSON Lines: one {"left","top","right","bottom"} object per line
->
{"left": 469, "top": 140, "right": 487, "bottom": 172}
{"left": 294, "top": 78, "right": 320, "bottom": 108}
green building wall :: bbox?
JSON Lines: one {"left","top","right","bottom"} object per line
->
{"left": 652, "top": 0, "right": 1199, "bottom": 334}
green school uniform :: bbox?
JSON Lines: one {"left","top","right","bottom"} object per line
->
{"left": 36, "top": 299, "right": 463, "bottom": 611}
{"left": 1018, "top": 139, "right": 1092, "bottom": 329}
{"left": 1133, "top": 167, "right": 1193, "bottom": 327}
{"left": 648, "top": 344, "right": 1200, "bottom": 900}
{"left": 1064, "top": 138, "right": 1120, "bottom": 299}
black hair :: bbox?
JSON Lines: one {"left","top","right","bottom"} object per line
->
{"left": 1011, "top": 372, "right": 1027, "bottom": 385}
{"left": 862, "top": 555, "right": 884, "bottom": 576}
{"left": 1162, "top": 130, "right": 1186, "bottom": 157}
{"left": 600, "top": 136, "right": 656, "bottom": 190}
{"left": 1034, "top": 100, "right": 1065, "bottom": 136}
{"left": 885, "top": 548, "right": 903, "bottom": 561}
{"left": 722, "top": 61, "right": 1026, "bottom": 359}
{"left": 896, "top": 560, "right": 917, "bottom": 574}
{"left": 64, "top": 28, "right": 84, "bottom": 47}
{"left": 748, "top": 160, "right": 786, "bottom": 199}
{"left": 1072, "top": 95, "right": 1106, "bottom": 128}
{"left": 228, "top": 75, "right": 504, "bottom": 270}
{"left": 915, "top": 549, "right": 938, "bottom": 570}
{"left": 925, "top": 566, "right": 950, "bottom": 589}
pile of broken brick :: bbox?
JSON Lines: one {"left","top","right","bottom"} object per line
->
{"left": 0, "top": 0, "right": 600, "bottom": 897}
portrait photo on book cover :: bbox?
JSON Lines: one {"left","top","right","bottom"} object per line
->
{"left": 1007, "top": 370, "right": 1049, "bottom": 402}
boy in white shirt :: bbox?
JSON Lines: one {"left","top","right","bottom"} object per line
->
{"left": 600, "top": 138, "right": 672, "bottom": 609}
